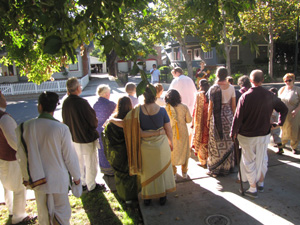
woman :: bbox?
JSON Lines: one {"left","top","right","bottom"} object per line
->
{"left": 278, "top": 73, "right": 300, "bottom": 154}
{"left": 165, "top": 89, "right": 192, "bottom": 179}
{"left": 236, "top": 75, "right": 251, "bottom": 103}
{"left": 191, "top": 79, "right": 210, "bottom": 168}
{"left": 155, "top": 83, "right": 165, "bottom": 106}
{"left": 93, "top": 84, "right": 116, "bottom": 175}
{"left": 102, "top": 96, "right": 139, "bottom": 203}
{"left": 207, "top": 67, "right": 236, "bottom": 177}
{"left": 123, "top": 86, "right": 176, "bottom": 206}
{"left": 195, "top": 60, "right": 210, "bottom": 88}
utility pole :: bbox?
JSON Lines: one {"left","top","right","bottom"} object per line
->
{"left": 295, "top": 16, "right": 299, "bottom": 76}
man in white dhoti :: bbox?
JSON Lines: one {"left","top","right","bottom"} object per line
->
{"left": 168, "top": 67, "right": 197, "bottom": 115}
{"left": 0, "top": 91, "right": 36, "bottom": 224}
{"left": 231, "top": 70, "right": 288, "bottom": 199}
{"left": 16, "top": 92, "right": 81, "bottom": 225}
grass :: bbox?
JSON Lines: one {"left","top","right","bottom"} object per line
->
{"left": 0, "top": 190, "right": 143, "bottom": 225}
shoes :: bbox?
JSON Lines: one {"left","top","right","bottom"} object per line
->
{"left": 182, "top": 173, "right": 188, "bottom": 179}
{"left": 257, "top": 186, "right": 264, "bottom": 193}
{"left": 12, "top": 215, "right": 37, "bottom": 225}
{"left": 240, "top": 189, "right": 258, "bottom": 199}
{"left": 292, "top": 149, "right": 300, "bottom": 155}
{"left": 90, "top": 183, "right": 105, "bottom": 192}
{"left": 82, "top": 185, "right": 87, "bottom": 191}
{"left": 197, "top": 163, "right": 207, "bottom": 169}
{"left": 276, "top": 148, "right": 284, "bottom": 155}
{"left": 144, "top": 199, "right": 151, "bottom": 206}
{"left": 159, "top": 196, "right": 167, "bottom": 205}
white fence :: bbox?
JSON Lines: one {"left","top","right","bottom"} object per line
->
{"left": 0, "top": 75, "right": 89, "bottom": 96}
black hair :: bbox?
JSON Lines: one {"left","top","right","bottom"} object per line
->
{"left": 238, "top": 75, "right": 251, "bottom": 89}
{"left": 115, "top": 96, "right": 133, "bottom": 119}
{"left": 216, "top": 67, "right": 228, "bottom": 81}
{"left": 143, "top": 86, "right": 156, "bottom": 104}
{"left": 199, "top": 79, "right": 210, "bottom": 93}
{"left": 165, "top": 89, "right": 181, "bottom": 107}
{"left": 38, "top": 91, "right": 59, "bottom": 112}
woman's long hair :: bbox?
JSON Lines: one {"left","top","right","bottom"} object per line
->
{"left": 115, "top": 96, "right": 133, "bottom": 119}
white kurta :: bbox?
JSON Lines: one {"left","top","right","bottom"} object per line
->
{"left": 16, "top": 117, "right": 81, "bottom": 225}
{"left": 0, "top": 111, "right": 27, "bottom": 224}
{"left": 169, "top": 75, "right": 197, "bottom": 114}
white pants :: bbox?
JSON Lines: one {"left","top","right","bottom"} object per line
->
{"left": 73, "top": 141, "right": 98, "bottom": 191}
{"left": 238, "top": 134, "right": 270, "bottom": 186}
{"left": 0, "top": 159, "right": 27, "bottom": 224}
{"left": 35, "top": 191, "right": 71, "bottom": 225}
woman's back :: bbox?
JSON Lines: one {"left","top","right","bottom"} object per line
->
{"left": 139, "top": 106, "right": 169, "bottom": 130}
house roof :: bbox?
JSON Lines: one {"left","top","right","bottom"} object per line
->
{"left": 90, "top": 56, "right": 104, "bottom": 64}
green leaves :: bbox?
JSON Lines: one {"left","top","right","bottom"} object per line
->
{"left": 43, "top": 35, "right": 62, "bottom": 55}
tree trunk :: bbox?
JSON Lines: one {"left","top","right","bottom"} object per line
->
{"left": 106, "top": 50, "right": 117, "bottom": 76}
{"left": 268, "top": 9, "right": 274, "bottom": 78}
{"left": 82, "top": 46, "right": 89, "bottom": 76}
{"left": 225, "top": 42, "right": 232, "bottom": 76}
{"left": 176, "top": 34, "right": 194, "bottom": 78}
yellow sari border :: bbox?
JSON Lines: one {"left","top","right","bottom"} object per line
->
{"left": 141, "top": 159, "right": 171, "bottom": 187}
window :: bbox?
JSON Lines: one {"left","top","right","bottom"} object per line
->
{"left": 194, "top": 48, "right": 201, "bottom": 60}
{"left": 256, "top": 45, "right": 268, "bottom": 59}
{"left": 0, "top": 63, "right": 15, "bottom": 76}
{"left": 173, "top": 47, "right": 180, "bottom": 61}
{"left": 69, "top": 63, "right": 78, "bottom": 71}
{"left": 230, "top": 45, "right": 239, "bottom": 61}
{"left": 187, "top": 49, "right": 193, "bottom": 61}
{"left": 204, "top": 50, "right": 213, "bottom": 59}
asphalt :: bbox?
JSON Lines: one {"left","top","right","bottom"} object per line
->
{"left": 2, "top": 74, "right": 300, "bottom": 225}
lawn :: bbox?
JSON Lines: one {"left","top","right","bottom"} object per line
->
{"left": 0, "top": 189, "right": 143, "bottom": 225}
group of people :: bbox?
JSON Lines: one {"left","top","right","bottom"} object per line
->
{"left": 1, "top": 65, "right": 299, "bottom": 223}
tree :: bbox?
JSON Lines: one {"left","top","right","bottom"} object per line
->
{"left": 0, "top": 0, "right": 151, "bottom": 83}
{"left": 240, "top": 0, "right": 300, "bottom": 78}
{"left": 187, "top": 0, "right": 255, "bottom": 75}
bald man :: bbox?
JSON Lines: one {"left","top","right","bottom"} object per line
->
{"left": 231, "top": 70, "right": 288, "bottom": 199}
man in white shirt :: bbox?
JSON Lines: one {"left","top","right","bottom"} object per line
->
{"left": 16, "top": 92, "right": 81, "bottom": 225}
{"left": 168, "top": 67, "right": 197, "bottom": 114}
{"left": 0, "top": 91, "right": 36, "bottom": 224}
{"left": 150, "top": 64, "right": 160, "bottom": 84}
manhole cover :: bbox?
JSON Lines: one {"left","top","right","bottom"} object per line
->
{"left": 205, "top": 214, "right": 230, "bottom": 225}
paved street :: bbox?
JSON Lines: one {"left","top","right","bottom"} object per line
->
{"left": 2, "top": 74, "right": 300, "bottom": 225}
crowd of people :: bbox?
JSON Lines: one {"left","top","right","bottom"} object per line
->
{"left": 1, "top": 65, "right": 299, "bottom": 224}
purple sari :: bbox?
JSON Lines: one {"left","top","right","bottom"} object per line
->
{"left": 93, "top": 97, "right": 116, "bottom": 175}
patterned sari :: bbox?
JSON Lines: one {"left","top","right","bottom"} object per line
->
{"left": 207, "top": 85, "right": 234, "bottom": 175}
{"left": 191, "top": 91, "right": 209, "bottom": 165}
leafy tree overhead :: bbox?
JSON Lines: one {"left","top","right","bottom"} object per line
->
{"left": 0, "top": 0, "right": 151, "bottom": 83}
{"left": 240, "top": 0, "right": 300, "bottom": 78}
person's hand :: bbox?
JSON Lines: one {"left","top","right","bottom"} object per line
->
{"left": 207, "top": 119, "right": 210, "bottom": 128}
{"left": 169, "top": 142, "right": 173, "bottom": 151}
{"left": 74, "top": 179, "right": 81, "bottom": 185}
{"left": 230, "top": 133, "right": 237, "bottom": 142}
{"left": 291, "top": 109, "right": 299, "bottom": 118}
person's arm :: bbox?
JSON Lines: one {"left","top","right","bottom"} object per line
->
{"left": 109, "top": 117, "right": 124, "bottom": 128}
{"left": 185, "top": 105, "right": 192, "bottom": 123}
{"left": 274, "top": 97, "right": 288, "bottom": 126}
{"left": 0, "top": 115, "right": 17, "bottom": 150}
{"left": 140, "top": 128, "right": 165, "bottom": 137}
{"left": 230, "top": 96, "right": 244, "bottom": 140}
{"left": 231, "top": 97, "right": 236, "bottom": 113}
{"left": 163, "top": 122, "right": 173, "bottom": 151}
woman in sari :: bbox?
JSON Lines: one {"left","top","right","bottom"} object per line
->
{"left": 93, "top": 84, "right": 116, "bottom": 176}
{"left": 207, "top": 67, "right": 236, "bottom": 177}
{"left": 278, "top": 73, "right": 300, "bottom": 154}
{"left": 123, "top": 86, "right": 176, "bottom": 206}
{"left": 165, "top": 89, "right": 192, "bottom": 179}
{"left": 102, "top": 96, "right": 139, "bottom": 203}
{"left": 191, "top": 79, "right": 210, "bottom": 168}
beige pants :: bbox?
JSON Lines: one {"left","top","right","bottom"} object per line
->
{"left": 35, "top": 191, "right": 71, "bottom": 225}
{"left": 172, "top": 160, "right": 189, "bottom": 175}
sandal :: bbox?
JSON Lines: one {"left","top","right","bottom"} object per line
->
{"left": 12, "top": 215, "right": 37, "bottom": 225}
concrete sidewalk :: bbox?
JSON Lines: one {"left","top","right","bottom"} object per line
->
{"left": 2, "top": 74, "right": 300, "bottom": 225}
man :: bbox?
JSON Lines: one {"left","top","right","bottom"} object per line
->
{"left": 230, "top": 70, "right": 288, "bottom": 198}
{"left": 16, "top": 92, "right": 81, "bottom": 225}
{"left": 0, "top": 91, "right": 36, "bottom": 224}
{"left": 169, "top": 67, "right": 197, "bottom": 115}
{"left": 62, "top": 77, "right": 100, "bottom": 191}
{"left": 150, "top": 64, "right": 160, "bottom": 84}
